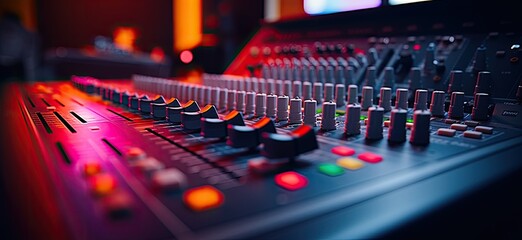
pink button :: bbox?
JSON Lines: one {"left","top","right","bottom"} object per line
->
{"left": 358, "top": 152, "right": 383, "bottom": 163}
{"left": 331, "top": 146, "right": 355, "bottom": 156}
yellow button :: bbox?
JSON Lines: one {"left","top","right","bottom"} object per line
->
{"left": 337, "top": 157, "right": 364, "bottom": 170}
{"left": 183, "top": 185, "right": 224, "bottom": 211}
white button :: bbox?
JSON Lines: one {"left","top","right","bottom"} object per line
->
{"left": 475, "top": 126, "right": 493, "bottom": 134}
{"left": 463, "top": 130, "right": 483, "bottom": 139}
{"left": 450, "top": 123, "right": 467, "bottom": 131}
{"left": 151, "top": 168, "right": 187, "bottom": 191}
{"left": 437, "top": 128, "right": 456, "bottom": 137}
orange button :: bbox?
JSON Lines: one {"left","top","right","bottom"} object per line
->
{"left": 83, "top": 161, "right": 102, "bottom": 176}
{"left": 89, "top": 173, "right": 117, "bottom": 196}
{"left": 331, "top": 146, "right": 355, "bottom": 156}
{"left": 183, "top": 185, "right": 224, "bottom": 211}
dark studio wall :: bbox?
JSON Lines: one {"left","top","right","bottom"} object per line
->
{"left": 37, "top": 0, "right": 173, "bottom": 55}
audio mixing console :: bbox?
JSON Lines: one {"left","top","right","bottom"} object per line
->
{"left": 2, "top": 0, "right": 522, "bottom": 239}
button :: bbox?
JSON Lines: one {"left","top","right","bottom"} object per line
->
{"left": 261, "top": 133, "right": 295, "bottom": 159}
{"left": 252, "top": 117, "right": 277, "bottom": 141}
{"left": 181, "top": 112, "right": 202, "bottom": 130}
{"left": 361, "top": 86, "right": 374, "bottom": 110}
{"left": 125, "top": 147, "right": 146, "bottom": 161}
{"left": 448, "top": 92, "right": 464, "bottom": 119}
{"left": 388, "top": 109, "right": 407, "bottom": 143}
{"left": 379, "top": 87, "right": 392, "bottom": 112}
{"left": 151, "top": 168, "right": 187, "bottom": 191}
{"left": 290, "top": 124, "right": 318, "bottom": 155}
{"left": 437, "top": 128, "right": 456, "bottom": 137}
{"left": 201, "top": 118, "right": 227, "bottom": 138}
{"left": 450, "top": 123, "right": 467, "bottom": 131}
{"left": 317, "top": 163, "right": 345, "bottom": 176}
{"left": 89, "top": 173, "right": 117, "bottom": 196}
{"left": 475, "top": 126, "right": 493, "bottom": 134}
{"left": 102, "top": 190, "right": 133, "bottom": 219}
{"left": 347, "top": 85, "right": 358, "bottom": 104}
{"left": 183, "top": 185, "right": 224, "bottom": 211}
{"left": 463, "top": 130, "right": 483, "bottom": 139}
{"left": 183, "top": 100, "right": 200, "bottom": 112}
{"left": 464, "top": 120, "right": 479, "bottom": 127}
{"left": 227, "top": 125, "right": 258, "bottom": 148}
{"left": 471, "top": 93, "right": 490, "bottom": 121}
{"left": 167, "top": 106, "right": 183, "bottom": 124}
{"left": 131, "top": 157, "right": 165, "bottom": 176}
{"left": 430, "top": 91, "right": 445, "bottom": 117}
{"left": 276, "top": 95, "right": 289, "bottom": 121}
{"left": 337, "top": 157, "right": 364, "bottom": 170}
{"left": 365, "top": 107, "right": 384, "bottom": 140}
{"left": 303, "top": 100, "right": 317, "bottom": 126}
{"left": 344, "top": 104, "right": 361, "bottom": 135}
{"left": 248, "top": 157, "right": 284, "bottom": 174}
{"left": 444, "top": 119, "right": 457, "bottom": 124}
{"left": 289, "top": 98, "right": 302, "bottom": 124}
{"left": 321, "top": 102, "right": 337, "bottom": 131}
{"left": 275, "top": 171, "right": 308, "bottom": 191}
{"left": 223, "top": 110, "right": 245, "bottom": 126}
{"left": 358, "top": 152, "right": 383, "bottom": 163}
{"left": 331, "top": 146, "right": 355, "bottom": 156}
{"left": 409, "top": 110, "right": 431, "bottom": 146}
{"left": 200, "top": 105, "right": 219, "bottom": 119}
{"left": 83, "top": 161, "right": 102, "bottom": 176}
{"left": 395, "top": 88, "right": 409, "bottom": 110}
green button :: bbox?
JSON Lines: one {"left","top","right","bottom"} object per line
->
{"left": 318, "top": 163, "right": 345, "bottom": 176}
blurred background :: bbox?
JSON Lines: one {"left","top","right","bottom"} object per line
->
{"left": 1, "top": 0, "right": 427, "bottom": 82}
{"left": 0, "top": 0, "right": 268, "bottom": 81}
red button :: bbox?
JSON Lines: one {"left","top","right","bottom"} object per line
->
{"left": 331, "top": 146, "right": 355, "bottom": 156}
{"left": 358, "top": 152, "right": 383, "bottom": 163}
{"left": 275, "top": 171, "right": 308, "bottom": 191}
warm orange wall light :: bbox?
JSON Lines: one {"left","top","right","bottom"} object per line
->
{"left": 173, "top": 0, "right": 202, "bottom": 52}
{"left": 113, "top": 27, "right": 137, "bottom": 52}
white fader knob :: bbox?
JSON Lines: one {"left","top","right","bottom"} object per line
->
{"left": 266, "top": 94, "right": 277, "bottom": 118}
{"left": 430, "top": 91, "right": 445, "bottom": 117}
{"left": 289, "top": 98, "right": 303, "bottom": 124}
{"left": 277, "top": 96, "right": 289, "bottom": 121}
{"left": 365, "top": 107, "right": 384, "bottom": 140}
{"left": 335, "top": 84, "right": 346, "bottom": 107}
{"left": 303, "top": 99, "right": 317, "bottom": 126}
{"left": 361, "top": 86, "right": 374, "bottom": 110}
{"left": 379, "top": 87, "right": 392, "bottom": 112}
{"left": 344, "top": 104, "right": 361, "bottom": 135}
{"left": 413, "top": 89, "right": 428, "bottom": 111}
{"left": 321, "top": 102, "right": 337, "bottom": 131}
{"left": 388, "top": 109, "right": 407, "bottom": 143}
{"left": 409, "top": 110, "right": 431, "bottom": 146}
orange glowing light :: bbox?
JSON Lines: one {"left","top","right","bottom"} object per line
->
{"left": 83, "top": 161, "right": 102, "bottom": 176}
{"left": 180, "top": 50, "right": 194, "bottom": 64}
{"left": 183, "top": 185, "right": 224, "bottom": 211}
{"left": 90, "top": 173, "right": 117, "bottom": 196}
{"left": 174, "top": 0, "right": 202, "bottom": 51}
{"left": 113, "top": 27, "right": 137, "bottom": 52}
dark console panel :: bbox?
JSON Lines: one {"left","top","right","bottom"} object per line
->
{"left": 3, "top": 0, "right": 522, "bottom": 239}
